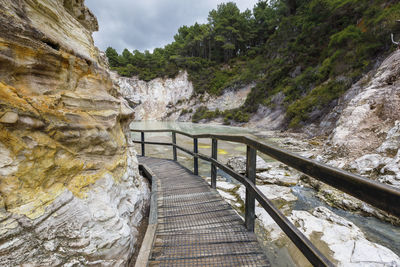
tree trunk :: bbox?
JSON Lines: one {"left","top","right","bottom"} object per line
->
{"left": 286, "top": 0, "right": 297, "bottom": 15}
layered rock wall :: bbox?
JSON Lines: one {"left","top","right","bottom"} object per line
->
{"left": 0, "top": 0, "right": 149, "bottom": 265}
{"left": 115, "top": 71, "right": 193, "bottom": 120}
{"left": 114, "top": 70, "right": 253, "bottom": 122}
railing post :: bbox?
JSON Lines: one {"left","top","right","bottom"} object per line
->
{"left": 245, "top": 146, "right": 256, "bottom": 231}
{"left": 193, "top": 138, "right": 198, "bottom": 175}
{"left": 211, "top": 139, "right": 217, "bottom": 189}
{"left": 172, "top": 132, "right": 177, "bottom": 161}
{"left": 141, "top": 132, "right": 145, "bottom": 157}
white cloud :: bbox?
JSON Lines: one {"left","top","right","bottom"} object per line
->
{"left": 85, "top": 0, "right": 259, "bottom": 53}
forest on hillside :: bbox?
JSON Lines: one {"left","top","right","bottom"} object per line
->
{"left": 106, "top": 0, "right": 400, "bottom": 128}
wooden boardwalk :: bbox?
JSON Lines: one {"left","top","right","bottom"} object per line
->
{"left": 138, "top": 156, "right": 269, "bottom": 266}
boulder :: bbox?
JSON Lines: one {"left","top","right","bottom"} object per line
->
{"left": 226, "top": 155, "right": 270, "bottom": 174}
{"left": 349, "top": 154, "right": 389, "bottom": 175}
{"left": 378, "top": 121, "right": 400, "bottom": 156}
{"left": 256, "top": 161, "right": 299, "bottom": 186}
{"left": 237, "top": 185, "right": 297, "bottom": 205}
{"left": 290, "top": 207, "right": 400, "bottom": 266}
{"left": 0, "top": 112, "right": 18, "bottom": 124}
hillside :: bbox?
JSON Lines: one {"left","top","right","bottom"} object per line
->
{"left": 106, "top": 0, "right": 400, "bottom": 129}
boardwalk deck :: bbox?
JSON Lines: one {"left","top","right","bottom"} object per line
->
{"left": 138, "top": 156, "right": 270, "bottom": 267}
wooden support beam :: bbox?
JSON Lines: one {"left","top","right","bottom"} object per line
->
{"left": 141, "top": 132, "right": 145, "bottom": 157}
{"left": 193, "top": 138, "right": 198, "bottom": 175}
{"left": 172, "top": 132, "right": 177, "bottom": 161}
{"left": 245, "top": 146, "right": 256, "bottom": 232}
{"left": 211, "top": 139, "right": 218, "bottom": 189}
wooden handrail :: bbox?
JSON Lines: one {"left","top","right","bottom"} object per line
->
{"left": 131, "top": 128, "right": 400, "bottom": 266}
{"left": 131, "top": 129, "right": 400, "bottom": 218}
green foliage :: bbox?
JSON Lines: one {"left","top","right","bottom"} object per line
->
{"left": 191, "top": 106, "right": 249, "bottom": 124}
{"left": 106, "top": 0, "right": 400, "bottom": 128}
{"left": 192, "top": 106, "right": 220, "bottom": 123}
{"left": 105, "top": 47, "right": 119, "bottom": 67}
{"left": 222, "top": 109, "right": 250, "bottom": 124}
{"left": 181, "top": 108, "right": 193, "bottom": 115}
{"left": 286, "top": 80, "right": 349, "bottom": 128}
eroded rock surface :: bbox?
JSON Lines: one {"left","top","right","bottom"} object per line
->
{"left": 0, "top": 0, "right": 149, "bottom": 265}
{"left": 113, "top": 70, "right": 254, "bottom": 122}
{"left": 215, "top": 173, "right": 400, "bottom": 266}
{"left": 295, "top": 50, "right": 400, "bottom": 224}
{"left": 226, "top": 155, "right": 300, "bottom": 186}
{"left": 226, "top": 155, "right": 269, "bottom": 174}
{"left": 290, "top": 207, "right": 400, "bottom": 266}
{"left": 330, "top": 50, "right": 400, "bottom": 159}
{"left": 115, "top": 71, "right": 193, "bottom": 120}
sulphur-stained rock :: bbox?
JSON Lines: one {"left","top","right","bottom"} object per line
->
{"left": 18, "top": 116, "right": 45, "bottom": 129}
{"left": 290, "top": 207, "right": 400, "bottom": 266}
{"left": 0, "top": 147, "right": 150, "bottom": 266}
{"left": 0, "top": 0, "right": 149, "bottom": 265}
{"left": 0, "top": 143, "right": 18, "bottom": 176}
{"left": 0, "top": 112, "right": 19, "bottom": 124}
{"left": 62, "top": 0, "right": 99, "bottom": 32}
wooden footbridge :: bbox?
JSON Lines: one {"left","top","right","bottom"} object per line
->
{"left": 132, "top": 129, "right": 400, "bottom": 267}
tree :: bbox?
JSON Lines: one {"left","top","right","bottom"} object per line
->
{"left": 121, "top": 48, "right": 133, "bottom": 65}
{"left": 208, "top": 2, "right": 253, "bottom": 62}
{"left": 105, "top": 47, "right": 119, "bottom": 67}
{"left": 285, "top": 0, "right": 297, "bottom": 15}
{"left": 252, "top": 1, "right": 280, "bottom": 45}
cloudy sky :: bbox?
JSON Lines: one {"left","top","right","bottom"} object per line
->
{"left": 86, "top": 0, "right": 259, "bottom": 53}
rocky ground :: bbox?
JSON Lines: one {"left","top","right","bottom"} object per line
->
{"left": 210, "top": 148, "right": 400, "bottom": 266}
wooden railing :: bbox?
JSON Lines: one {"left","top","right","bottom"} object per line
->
{"left": 131, "top": 129, "right": 400, "bottom": 267}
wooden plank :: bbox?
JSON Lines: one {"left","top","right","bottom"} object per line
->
{"left": 138, "top": 156, "right": 270, "bottom": 267}
{"left": 135, "top": 164, "right": 158, "bottom": 267}
{"left": 134, "top": 224, "right": 157, "bottom": 267}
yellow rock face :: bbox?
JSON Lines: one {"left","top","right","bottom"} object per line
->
{"left": 0, "top": 0, "right": 134, "bottom": 219}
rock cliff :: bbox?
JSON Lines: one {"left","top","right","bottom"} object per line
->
{"left": 114, "top": 70, "right": 253, "bottom": 122}
{"left": 0, "top": 0, "right": 149, "bottom": 265}
{"left": 330, "top": 50, "right": 400, "bottom": 157}
{"left": 323, "top": 50, "right": 400, "bottom": 188}
{"left": 115, "top": 71, "right": 193, "bottom": 121}
{"left": 294, "top": 50, "right": 400, "bottom": 225}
